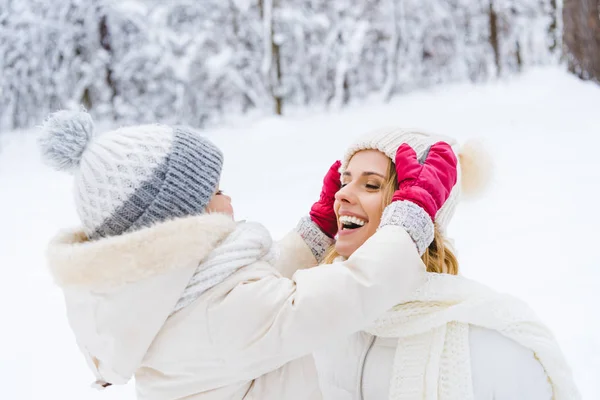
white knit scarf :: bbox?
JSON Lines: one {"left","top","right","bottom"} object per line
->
{"left": 364, "top": 273, "right": 580, "bottom": 400}
{"left": 172, "top": 221, "right": 277, "bottom": 314}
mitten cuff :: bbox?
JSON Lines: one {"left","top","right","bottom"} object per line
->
{"left": 296, "top": 215, "right": 335, "bottom": 263}
{"left": 393, "top": 185, "right": 437, "bottom": 221}
{"left": 379, "top": 201, "right": 434, "bottom": 255}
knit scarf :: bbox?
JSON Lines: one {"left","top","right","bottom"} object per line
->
{"left": 364, "top": 273, "right": 580, "bottom": 400}
{"left": 172, "top": 221, "right": 277, "bottom": 314}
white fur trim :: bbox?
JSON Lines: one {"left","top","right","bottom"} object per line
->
{"left": 46, "top": 213, "right": 236, "bottom": 288}
{"left": 458, "top": 139, "right": 493, "bottom": 199}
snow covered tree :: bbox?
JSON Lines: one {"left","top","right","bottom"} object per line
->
{"left": 102, "top": 2, "right": 183, "bottom": 124}
{"left": 186, "top": 0, "right": 271, "bottom": 123}
{"left": 275, "top": 0, "right": 397, "bottom": 108}
{"left": 0, "top": 0, "right": 110, "bottom": 131}
{"left": 491, "top": 0, "right": 561, "bottom": 75}
{"left": 274, "top": 0, "right": 557, "bottom": 110}
{"left": 392, "top": 0, "right": 487, "bottom": 91}
{"left": 104, "top": 0, "right": 272, "bottom": 127}
{"left": 0, "top": 0, "right": 565, "bottom": 131}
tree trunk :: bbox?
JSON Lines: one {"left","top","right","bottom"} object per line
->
{"left": 548, "top": 0, "right": 559, "bottom": 54}
{"left": 99, "top": 14, "right": 117, "bottom": 106}
{"left": 258, "top": 0, "right": 282, "bottom": 115}
{"left": 563, "top": 0, "right": 600, "bottom": 82}
{"left": 489, "top": 1, "right": 501, "bottom": 76}
{"left": 272, "top": 36, "right": 282, "bottom": 115}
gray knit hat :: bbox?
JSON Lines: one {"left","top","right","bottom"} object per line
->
{"left": 39, "top": 110, "right": 223, "bottom": 239}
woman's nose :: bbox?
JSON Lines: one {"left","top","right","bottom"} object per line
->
{"left": 335, "top": 184, "right": 353, "bottom": 203}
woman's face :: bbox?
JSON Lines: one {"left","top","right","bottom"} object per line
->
{"left": 205, "top": 186, "right": 234, "bottom": 217}
{"left": 334, "top": 150, "right": 389, "bottom": 258}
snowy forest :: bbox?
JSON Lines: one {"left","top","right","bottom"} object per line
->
{"left": 0, "top": 0, "right": 596, "bottom": 131}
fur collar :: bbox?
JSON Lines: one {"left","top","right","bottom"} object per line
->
{"left": 46, "top": 213, "right": 236, "bottom": 289}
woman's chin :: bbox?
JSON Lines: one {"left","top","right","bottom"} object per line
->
{"left": 335, "top": 237, "right": 360, "bottom": 259}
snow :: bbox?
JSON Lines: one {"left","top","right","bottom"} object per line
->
{"left": 1, "top": 67, "right": 598, "bottom": 399}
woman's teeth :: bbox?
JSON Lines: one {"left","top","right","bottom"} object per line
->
{"left": 339, "top": 215, "right": 366, "bottom": 229}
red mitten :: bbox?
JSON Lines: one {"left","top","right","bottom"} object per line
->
{"left": 392, "top": 142, "right": 458, "bottom": 220}
{"left": 310, "top": 160, "right": 342, "bottom": 238}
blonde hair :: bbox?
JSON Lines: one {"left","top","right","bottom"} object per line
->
{"left": 322, "top": 158, "right": 459, "bottom": 275}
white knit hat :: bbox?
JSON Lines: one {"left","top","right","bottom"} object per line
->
{"left": 341, "top": 127, "right": 491, "bottom": 233}
{"left": 39, "top": 110, "right": 224, "bottom": 239}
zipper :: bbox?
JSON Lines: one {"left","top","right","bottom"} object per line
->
{"left": 359, "top": 335, "right": 376, "bottom": 400}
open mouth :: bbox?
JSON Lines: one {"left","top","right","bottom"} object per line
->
{"left": 339, "top": 215, "right": 367, "bottom": 231}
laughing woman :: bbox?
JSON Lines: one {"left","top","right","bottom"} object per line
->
{"left": 313, "top": 128, "right": 580, "bottom": 400}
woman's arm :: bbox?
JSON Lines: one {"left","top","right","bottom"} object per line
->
{"left": 210, "top": 143, "right": 458, "bottom": 370}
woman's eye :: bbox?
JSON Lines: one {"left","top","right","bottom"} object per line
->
{"left": 340, "top": 183, "right": 348, "bottom": 188}
{"left": 216, "top": 190, "right": 224, "bottom": 195}
{"left": 366, "top": 184, "right": 381, "bottom": 190}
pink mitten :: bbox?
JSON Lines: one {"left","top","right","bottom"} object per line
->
{"left": 392, "top": 142, "right": 458, "bottom": 220}
{"left": 310, "top": 160, "right": 342, "bottom": 238}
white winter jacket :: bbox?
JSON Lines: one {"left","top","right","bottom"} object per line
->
{"left": 46, "top": 212, "right": 428, "bottom": 400}
{"left": 314, "top": 273, "right": 580, "bottom": 400}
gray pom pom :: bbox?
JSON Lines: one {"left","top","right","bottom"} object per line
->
{"left": 39, "top": 109, "right": 95, "bottom": 172}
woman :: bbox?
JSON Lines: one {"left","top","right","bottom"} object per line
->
{"left": 40, "top": 111, "right": 457, "bottom": 399}
{"left": 313, "top": 127, "right": 580, "bottom": 400}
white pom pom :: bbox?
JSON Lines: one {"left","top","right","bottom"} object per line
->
{"left": 38, "top": 109, "right": 95, "bottom": 172}
{"left": 458, "top": 139, "right": 493, "bottom": 199}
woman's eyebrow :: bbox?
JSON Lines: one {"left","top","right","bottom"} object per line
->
{"left": 362, "top": 171, "right": 385, "bottom": 178}
{"left": 342, "top": 171, "right": 385, "bottom": 178}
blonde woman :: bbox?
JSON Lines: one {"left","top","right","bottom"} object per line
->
{"left": 313, "top": 128, "right": 580, "bottom": 400}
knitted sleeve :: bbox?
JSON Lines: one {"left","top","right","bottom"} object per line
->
{"left": 295, "top": 215, "right": 335, "bottom": 263}
{"left": 379, "top": 200, "right": 434, "bottom": 255}
{"left": 271, "top": 217, "right": 333, "bottom": 279}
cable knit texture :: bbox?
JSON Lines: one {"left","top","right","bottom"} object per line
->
{"left": 173, "top": 221, "right": 278, "bottom": 314}
{"left": 296, "top": 216, "right": 335, "bottom": 262}
{"left": 379, "top": 201, "right": 434, "bottom": 256}
{"left": 364, "top": 273, "right": 580, "bottom": 400}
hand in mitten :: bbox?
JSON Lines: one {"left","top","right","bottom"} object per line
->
{"left": 380, "top": 142, "right": 458, "bottom": 255}
{"left": 392, "top": 142, "right": 458, "bottom": 220}
{"left": 309, "top": 160, "right": 342, "bottom": 238}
